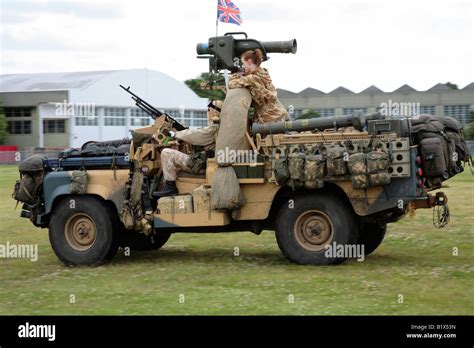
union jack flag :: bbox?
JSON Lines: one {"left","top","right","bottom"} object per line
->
{"left": 217, "top": 0, "right": 242, "bottom": 26}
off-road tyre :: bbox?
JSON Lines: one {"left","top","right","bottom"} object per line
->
{"left": 275, "top": 194, "right": 358, "bottom": 265}
{"left": 357, "top": 223, "right": 387, "bottom": 255}
{"left": 49, "top": 196, "right": 117, "bottom": 266}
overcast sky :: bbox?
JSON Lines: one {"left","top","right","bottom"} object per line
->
{"left": 0, "top": 0, "right": 473, "bottom": 93}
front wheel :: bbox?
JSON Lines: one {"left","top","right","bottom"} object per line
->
{"left": 49, "top": 196, "right": 118, "bottom": 266}
{"left": 275, "top": 194, "right": 358, "bottom": 265}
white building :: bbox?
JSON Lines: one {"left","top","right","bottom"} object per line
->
{"left": 0, "top": 69, "right": 208, "bottom": 149}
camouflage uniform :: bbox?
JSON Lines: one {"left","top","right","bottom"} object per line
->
{"left": 161, "top": 124, "right": 219, "bottom": 181}
{"left": 175, "top": 124, "right": 218, "bottom": 147}
{"left": 161, "top": 148, "right": 192, "bottom": 181}
{"left": 228, "top": 67, "right": 289, "bottom": 123}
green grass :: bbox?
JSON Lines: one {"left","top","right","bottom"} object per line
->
{"left": 0, "top": 165, "right": 473, "bottom": 315}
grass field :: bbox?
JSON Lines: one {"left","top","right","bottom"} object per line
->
{"left": 0, "top": 165, "right": 472, "bottom": 315}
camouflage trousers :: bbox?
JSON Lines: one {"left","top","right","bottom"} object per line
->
{"left": 161, "top": 148, "right": 192, "bottom": 181}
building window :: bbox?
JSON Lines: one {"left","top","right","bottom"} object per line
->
{"left": 104, "top": 108, "right": 126, "bottom": 126}
{"left": 130, "top": 117, "right": 150, "bottom": 127}
{"left": 104, "top": 108, "right": 126, "bottom": 117}
{"left": 130, "top": 108, "right": 150, "bottom": 127}
{"left": 43, "top": 120, "right": 65, "bottom": 134}
{"left": 419, "top": 105, "right": 436, "bottom": 115}
{"left": 75, "top": 116, "right": 98, "bottom": 126}
{"left": 131, "top": 108, "right": 207, "bottom": 128}
{"left": 5, "top": 107, "right": 32, "bottom": 118}
{"left": 315, "top": 108, "right": 335, "bottom": 117}
{"left": 293, "top": 109, "right": 304, "bottom": 117}
{"left": 7, "top": 120, "right": 31, "bottom": 134}
{"left": 193, "top": 118, "right": 208, "bottom": 128}
{"left": 343, "top": 107, "right": 368, "bottom": 115}
{"left": 194, "top": 110, "right": 206, "bottom": 118}
{"left": 163, "top": 109, "right": 183, "bottom": 119}
{"left": 5, "top": 107, "right": 32, "bottom": 134}
{"left": 192, "top": 110, "right": 208, "bottom": 127}
{"left": 288, "top": 108, "right": 304, "bottom": 120}
{"left": 105, "top": 117, "right": 126, "bottom": 126}
{"left": 180, "top": 119, "right": 192, "bottom": 127}
{"left": 444, "top": 105, "right": 471, "bottom": 123}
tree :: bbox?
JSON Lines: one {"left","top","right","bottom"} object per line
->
{"left": 297, "top": 108, "right": 321, "bottom": 120}
{"left": 0, "top": 104, "right": 7, "bottom": 145}
{"left": 446, "top": 82, "right": 458, "bottom": 90}
{"left": 468, "top": 110, "right": 474, "bottom": 124}
{"left": 185, "top": 73, "right": 226, "bottom": 100}
{"left": 464, "top": 122, "right": 474, "bottom": 141}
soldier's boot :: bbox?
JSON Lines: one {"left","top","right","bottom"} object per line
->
{"left": 153, "top": 181, "right": 179, "bottom": 198}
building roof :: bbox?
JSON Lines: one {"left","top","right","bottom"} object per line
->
{"left": 462, "top": 82, "right": 474, "bottom": 90}
{"left": 428, "top": 83, "right": 454, "bottom": 92}
{"left": 0, "top": 70, "right": 120, "bottom": 92}
{"left": 393, "top": 84, "right": 417, "bottom": 93}
{"left": 359, "top": 85, "right": 383, "bottom": 94}
{"left": 329, "top": 86, "right": 354, "bottom": 95}
{"left": 0, "top": 69, "right": 207, "bottom": 109}
{"left": 276, "top": 88, "right": 298, "bottom": 98}
{"left": 299, "top": 87, "right": 325, "bottom": 96}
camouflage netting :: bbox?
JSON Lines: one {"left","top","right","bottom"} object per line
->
{"left": 212, "top": 88, "right": 252, "bottom": 211}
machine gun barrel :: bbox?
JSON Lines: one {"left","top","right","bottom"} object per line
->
{"left": 119, "top": 85, "right": 186, "bottom": 131}
{"left": 251, "top": 112, "right": 386, "bottom": 136}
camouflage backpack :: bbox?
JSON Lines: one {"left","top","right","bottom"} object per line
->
{"left": 304, "top": 154, "right": 325, "bottom": 189}
{"left": 288, "top": 152, "right": 305, "bottom": 181}
{"left": 411, "top": 115, "right": 471, "bottom": 186}
{"left": 273, "top": 158, "right": 290, "bottom": 185}
{"left": 12, "top": 154, "right": 47, "bottom": 205}
{"left": 348, "top": 153, "right": 369, "bottom": 189}
{"left": 367, "top": 151, "right": 391, "bottom": 187}
{"left": 326, "top": 145, "right": 347, "bottom": 176}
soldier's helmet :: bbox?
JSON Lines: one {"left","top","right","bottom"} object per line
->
{"left": 207, "top": 100, "right": 224, "bottom": 125}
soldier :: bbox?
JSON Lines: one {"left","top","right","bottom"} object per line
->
{"left": 228, "top": 49, "right": 289, "bottom": 123}
{"left": 154, "top": 100, "right": 223, "bottom": 197}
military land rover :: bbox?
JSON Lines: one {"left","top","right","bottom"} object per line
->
{"left": 12, "top": 33, "right": 471, "bottom": 266}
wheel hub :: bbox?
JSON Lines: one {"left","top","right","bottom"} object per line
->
{"left": 64, "top": 214, "right": 97, "bottom": 251}
{"left": 294, "top": 210, "right": 334, "bottom": 251}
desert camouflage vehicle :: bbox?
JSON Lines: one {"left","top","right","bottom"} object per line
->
{"left": 12, "top": 33, "right": 471, "bottom": 266}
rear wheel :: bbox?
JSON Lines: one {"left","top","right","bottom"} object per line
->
{"left": 357, "top": 223, "right": 387, "bottom": 255}
{"left": 275, "top": 194, "right": 358, "bottom": 265}
{"left": 49, "top": 196, "right": 118, "bottom": 266}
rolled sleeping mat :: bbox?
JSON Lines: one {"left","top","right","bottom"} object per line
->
{"left": 215, "top": 88, "right": 252, "bottom": 166}
{"left": 212, "top": 88, "right": 251, "bottom": 211}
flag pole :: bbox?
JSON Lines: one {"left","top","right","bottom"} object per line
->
{"left": 214, "top": 5, "right": 219, "bottom": 78}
